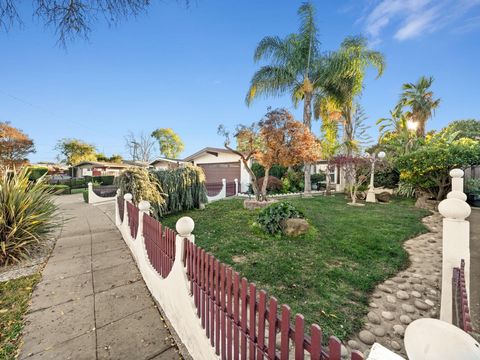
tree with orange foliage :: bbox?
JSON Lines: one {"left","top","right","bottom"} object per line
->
{"left": 0, "top": 122, "right": 35, "bottom": 169}
{"left": 219, "top": 109, "right": 321, "bottom": 201}
{"left": 257, "top": 109, "right": 321, "bottom": 198}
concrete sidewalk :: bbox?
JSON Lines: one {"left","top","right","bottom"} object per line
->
{"left": 19, "top": 194, "right": 180, "bottom": 360}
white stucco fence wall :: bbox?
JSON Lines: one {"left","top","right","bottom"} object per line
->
{"left": 115, "top": 194, "right": 218, "bottom": 360}
{"left": 87, "top": 182, "right": 116, "bottom": 204}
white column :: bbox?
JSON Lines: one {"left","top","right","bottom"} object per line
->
{"left": 137, "top": 200, "right": 150, "bottom": 240}
{"left": 234, "top": 178, "right": 239, "bottom": 195}
{"left": 438, "top": 197, "right": 471, "bottom": 323}
{"left": 447, "top": 169, "right": 467, "bottom": 201}
{"left": 115, "top": 189, "right": 121, "bottom": 226}
{"left": 87, "top": 182, "right": 93, "bottom": 204}
{"left": 176, "top": 216, "right": 196, "bottom": 256}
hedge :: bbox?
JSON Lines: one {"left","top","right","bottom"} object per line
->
{"left": 27, "top": 166, "right": 48, "bottom": 181}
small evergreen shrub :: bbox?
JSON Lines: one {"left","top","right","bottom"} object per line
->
{"left": 116, "top": 165, "right": 208, "bottom": 219}
{"left": 0, "top": 168, "right": 58, "bottom": 265}
{"left": 82, "top": 189, "right": 89, "bottom": 203}
{"left": 257, "top": 201, "right": 304, "bottom": 235}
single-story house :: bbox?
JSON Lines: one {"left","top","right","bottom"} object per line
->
{"left": 183, "top": 147, "right": 345, "bottom": 193}
{"left": 150, "top": 157, "right": 187, "bottom": 170}
{"left": 184, "top": 147, "right": 251, "bottom": 192}
{"left": 73, "top": 161, "right": 132, "bottom": 178}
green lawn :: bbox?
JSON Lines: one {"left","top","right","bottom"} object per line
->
{"left": 162, "top": 195, "right": 429, "bottom": 340}
{"left": 0, "top": 274, "right": 40, "bottom": 359}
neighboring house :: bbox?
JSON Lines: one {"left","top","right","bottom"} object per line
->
{"left": 184, "top": 147, "right": 250, "bottom": 192}
{"left": 312, "top": 161, "right": 345, "bottom": 191}
{"left": 73, "top": 161, "right": 131, "bottom": 178}
{"left": 150, "top": 157, "right": 186, "bottom": 170}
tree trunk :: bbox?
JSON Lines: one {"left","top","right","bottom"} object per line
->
{"left": 417, "top": 120, "right": 426, "bottom": 138}
{"left": 343, "top": 108, "right": 355, "bottom": 189}
{"left": 242, "top": 158, "right": 261, "bottom": 201}
{"left": 303, "top": 90, "right": 313, "bottom": 195}
{"left": 325, "top": 163, "right": 331, "bottom": 196}
{"left": 261, "top": 167, "right": 270, "bottom": 201}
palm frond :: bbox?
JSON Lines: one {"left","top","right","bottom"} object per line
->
{"left": 245, "top": 65, "right": 297, "bottom": 105}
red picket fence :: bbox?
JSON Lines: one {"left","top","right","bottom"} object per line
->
{"left": 143, "top": 214, "right": 176, "bottom": 278}
{"left": 206, "top": 182, "right": 224, "bottom": 197}
{"left": 127, "top": 201, "right": 139, "bottom": 239}
{"left": 183, "top": 240, "right": 363, "bottom": 360}
{"left": 453, "top": 259, "right": 473, "bottom": 333}
{"left": 118, "top": 196, "right": 124, "bottom": 222}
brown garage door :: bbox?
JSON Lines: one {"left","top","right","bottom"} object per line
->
{"left": 198, "top": 162, "right": 241, "bottom": 184}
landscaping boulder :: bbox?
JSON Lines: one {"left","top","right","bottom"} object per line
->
{"left": 281, "top": 218, "right": 309, "bottom": 237}
{"left": 243, "top": 199, "right": 277, "bottom": 210}
{"left": 376, "top": 191, "right": 391, "bottom": 203}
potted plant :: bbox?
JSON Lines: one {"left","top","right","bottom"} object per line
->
{"left": 465, "top": 178, "right": 480, "bottom": 208}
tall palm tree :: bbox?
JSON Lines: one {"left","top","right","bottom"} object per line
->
{"left": 246, "top": 2, "right": 322, "bottom": 194}
{"left": 399, "top": 76, "right": 440, "bottom": 137}
{"left": 313, "top": 36, "right": 385, "bottom": 186}
{"left": 376, "top": 104, "right": 417, "bottom": 155}
{"left": 315, "top": 37, "right": 384, "bottom": 155}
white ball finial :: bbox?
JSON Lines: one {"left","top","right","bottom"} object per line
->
{"left": 449, "top": 168, "right": 464, "bottom": 178}
{"left": 138, "top": 200, "right": 150, "bottom": 212}
{"left": 447, "top": 191, "right": 467, "bottom": 202}
{"left": 176, "top": 216, "right": 195, "bottom": 236}
{"left": 378, "top": 151, "right": 386, "bottom": 159}
{"left": 124, "top": 193, "right": 133, "bottom": 201}
{"left": 438, "top": 198, "right": 471, "bottom": 220}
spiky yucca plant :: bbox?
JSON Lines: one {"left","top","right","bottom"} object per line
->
{"left": 0, "top": 168, "right": 58, "bottom": 265}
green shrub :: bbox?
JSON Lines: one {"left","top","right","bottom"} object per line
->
{"left": 82, "top": 189, "right": 89, "bottom": 203}
{"left": 310, "top": 172, "right": 325, "bottom": 189}
{"left": 0, "top": 168, "right": 59, "bottom": 265}
{"left": 257, "top": 201, "right": 304, "bottom": 235}
{"left": 251, "top": 163, "right": 265, "bottom": 178}
{"left": 373, "top": 165, "right": 399, "bottom": 188}
{"left": 99, "top": 175, "right": 114, "bottom": 185}
{"left": 48, "top": 184, "right": 70, "bottom": 195}
{"left": 69, "top": 178, "right": 86, "bottom": 189}
{"left": 27, "top": 166, "right": 48, "bottom": 181}
{"left": 252, "top": 163, "right": 287, "bottom": 180}
{"left": 466, "top": 178, "right": 480, "bottom": 196}
{"left": 116, "top": 165, "right": 208, "bottom": 218}
{"left": 152, "top": 166, "right": 208, "bottom": 217}
{"left": 281, "top": 170, "right": 304, "bottom": 193}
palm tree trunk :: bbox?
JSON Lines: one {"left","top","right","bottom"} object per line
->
{"left": 417, "top": 119, "right": 426, "bottom": 138}
{"left": 343, "top": 108, "right": 355, "bottom": 188}
{"left": 303, "top": 90, "right": 312, "bottom": 195}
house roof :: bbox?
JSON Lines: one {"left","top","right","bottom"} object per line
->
{"left": 183, "top": 147, "right": 235, "bottom": 162}
{"left": 73, "top": 161, "right": 130, "bottom": 168}
{"left": 149, "top": 157, "right": 186, "bottom": 166}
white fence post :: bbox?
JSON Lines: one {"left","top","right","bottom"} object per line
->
{"left": 234, "top": 178, "right": 239, "bottom": 195}
{"left": 115, "top": 189, "right": 121, "bottom": 226}
{"left": 137, "top": 200, "right": 150, "bottom": 240}
{"left": 438, "top": 168, "right": 471, "bottom": 323}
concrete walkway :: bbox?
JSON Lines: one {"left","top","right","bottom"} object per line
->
{"left": 469, "top": 208, "right": 480, "bottom": 333}
{"left": 19, "top": 194, "right": 180, "bottom": 360}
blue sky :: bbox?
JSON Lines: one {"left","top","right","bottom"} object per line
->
{"left": 1, "top": 0, "right": 479, "bottom": 163}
